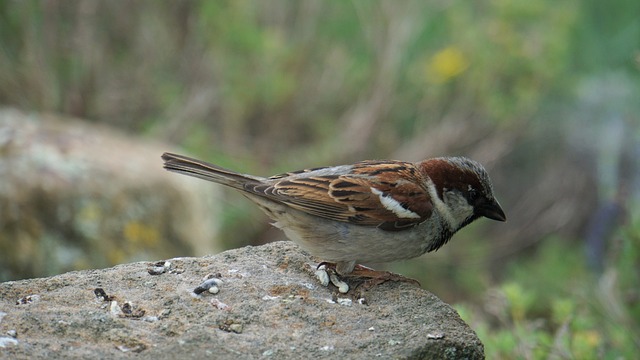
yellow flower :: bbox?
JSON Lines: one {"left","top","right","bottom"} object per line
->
{"left": 425, "top": 46, "right": 469, "bottom": 83}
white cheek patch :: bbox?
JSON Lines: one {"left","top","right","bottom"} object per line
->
{"left": 444, "top": 191, "right": 474, "bottom": 220}
{"left": 426, "top": 183, "right": 454, "bottom": 225}
{"left": 370, "top": 187, "right": 421, "bottom": 219}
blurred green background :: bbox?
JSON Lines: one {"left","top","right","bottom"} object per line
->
{"left": 1, "top": 0, "right": 639, "bottom": 358}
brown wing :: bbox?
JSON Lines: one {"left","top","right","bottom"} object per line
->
{"left": 249, "top": 160, "right": 433, "bottom": 231}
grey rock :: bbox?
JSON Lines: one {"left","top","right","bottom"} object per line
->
{"left": 0, "top": 108, "right": 220, "bottom": 281}
{"left": 0, "top": 241, "right": 483, "bottom": 359}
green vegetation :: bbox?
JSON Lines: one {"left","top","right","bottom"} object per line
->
{"left": 457, "top": 220, "right": 640, "bottom": 358}
{"left": 1, "top": 1, "right": 638, "bottom": 357}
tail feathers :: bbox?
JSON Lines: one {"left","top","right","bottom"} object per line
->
{"left": 162, "top": 152, "right": 262, "bottom": 190}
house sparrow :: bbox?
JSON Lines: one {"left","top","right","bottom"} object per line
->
{"left": 162, "top": 153, "right": 505, "bottom": 291}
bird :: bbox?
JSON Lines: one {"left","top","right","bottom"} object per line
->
{"left": 162, "top": 152, "right": 506, "bottom": 290}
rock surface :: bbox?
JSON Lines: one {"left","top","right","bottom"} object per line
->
{"left": 0, "top": 241, "right": 484, "bottom": 359}
{"left": 0, "top": 108, "right": 220, "bottom": 281}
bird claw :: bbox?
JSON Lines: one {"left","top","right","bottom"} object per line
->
{"left": 348, "top": 264, "right": 421, "bottom": 289}
{"left": 313, "top": 262, "right": 419, "bottom": 294}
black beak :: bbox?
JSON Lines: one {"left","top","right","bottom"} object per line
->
{"left": 477, "top": 200, "right": 506, "bottom": 222}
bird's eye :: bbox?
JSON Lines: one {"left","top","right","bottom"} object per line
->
{"left": 467, "top": 188, "right": 478, "bottom": 202}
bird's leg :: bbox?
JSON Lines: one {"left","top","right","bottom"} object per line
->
{"left": 315, "top": 262, "right": 420, "bottom": 293}
{"left": 346, "top": 264, "right": 421, "bottom": 289}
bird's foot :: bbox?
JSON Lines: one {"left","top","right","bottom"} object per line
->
{"left": 347, "top": 264, "right": 421, "bottom": 290}
{"left": 314, "top": 262, "right": 420, "bottom": 294}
